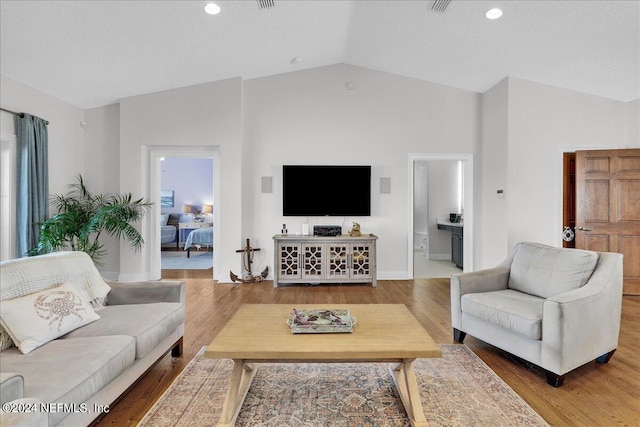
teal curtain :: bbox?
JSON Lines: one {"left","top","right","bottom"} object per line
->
{"left": 15, "top": 114, "right": 49, "bottom": 257}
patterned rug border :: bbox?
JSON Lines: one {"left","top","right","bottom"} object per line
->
{"left": 140, "top": 344, "right": 548, "bottom": 427}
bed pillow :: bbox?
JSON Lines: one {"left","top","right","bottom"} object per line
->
{"left": 0, "top": 282, "right": 101, "bottom": 354}
{"left": 160, "top": 214, "right": 169, "bottom": 226}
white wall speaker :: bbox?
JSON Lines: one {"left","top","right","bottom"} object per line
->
{"left": 261, "top": 176, "right": 273, "bottom": 193}
{"left": 380, "top": 177, "right": 391, "bottom": 194}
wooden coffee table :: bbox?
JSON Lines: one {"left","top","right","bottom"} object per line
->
{"left": 205, "top": 304, "right": 441, "bottom": 427}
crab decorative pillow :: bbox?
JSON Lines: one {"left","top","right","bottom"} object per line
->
{"left": 0, "top": 282, "right": 100, "bottom": 354}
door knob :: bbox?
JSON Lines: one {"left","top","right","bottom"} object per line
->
{"left": 562, "top": 226, "right": 575, "bottom": 242}
{"left": 576, "top": 226, "right": 592, "bottom": 231}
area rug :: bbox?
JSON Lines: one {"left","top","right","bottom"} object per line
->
{"left": 139, "top": 345, "right": 548, "bottom": 427}
{"left": 161, "top": 251, "right": 213, "bottom": 270}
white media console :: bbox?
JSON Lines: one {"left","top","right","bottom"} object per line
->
{"left": 273, "top": 234, "right": 378, "bottom": 288}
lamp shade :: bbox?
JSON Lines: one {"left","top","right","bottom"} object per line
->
{"left": 182, "top": 204, "right": 193, "bottom": 214}
{"left": 203, "top": 204, "right": 213, "bottom": 214}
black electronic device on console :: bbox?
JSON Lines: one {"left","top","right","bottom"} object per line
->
{"left": 313, "top": 225, "right": 342, "bottom": 237}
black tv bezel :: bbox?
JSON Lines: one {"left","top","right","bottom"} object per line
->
{"left": 282, "top": 165, "right": 371, "bottom": 217}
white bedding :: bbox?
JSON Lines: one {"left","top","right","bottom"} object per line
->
{"left": 184, "top": 227, "right": 213, "bottom": 250}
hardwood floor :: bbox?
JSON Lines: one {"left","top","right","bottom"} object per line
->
{"left": 98, "top": 271, "right": 640, "bottom": 426}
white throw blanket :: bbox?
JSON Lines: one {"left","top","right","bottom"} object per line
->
{"left": 0, "top": 251, "right": 111, "bottom": 309}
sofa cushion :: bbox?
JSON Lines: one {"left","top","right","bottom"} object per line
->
{"left": 0, "top": 282, "right": 101, "bottom": 354}
{"left": 63, "top": 303, "right": 184, "bottom": 359}
{"left": 461, "top": 290, "right": 544, "bottom": 340}
{"left": 0, "top": 335, "right": 135, "bottom": 426}
{"left": 0, "top": 398, "right": 48, "bottom": 427}
{"left": 508, "top": 242, "right": 598, "bottom": 298}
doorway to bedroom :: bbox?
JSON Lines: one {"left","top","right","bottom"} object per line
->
{"left": 160, "top": 157, "right": 214, "bottom": 272}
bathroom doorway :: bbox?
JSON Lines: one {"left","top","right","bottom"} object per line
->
{"left": 408, "top": 153, "right": 473, "bottom": 278}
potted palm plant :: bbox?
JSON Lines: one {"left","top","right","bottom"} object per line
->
{"left": 29, "top": 175, "right": 152, "bottom": 263}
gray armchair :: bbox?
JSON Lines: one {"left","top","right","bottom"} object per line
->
{"left": 451, "top": 242, "right": 623, "bottom": 386}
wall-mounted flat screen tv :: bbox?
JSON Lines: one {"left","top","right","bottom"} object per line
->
{"left": 283, "top": 165, "right": 371, "bottom": 216}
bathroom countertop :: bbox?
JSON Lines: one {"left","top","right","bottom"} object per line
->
{"left": 437, "top": 218, "right": 463, "bottom": 228}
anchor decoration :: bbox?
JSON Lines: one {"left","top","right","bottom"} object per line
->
{"left": 230, "top": 238, "right": 269, "bottom": 283}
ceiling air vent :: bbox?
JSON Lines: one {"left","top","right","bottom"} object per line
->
{"left": 257, "top": 0, "right": 275, "bottom": 10}
{"left": 431, "top": 0, "right": 450, "bottom": 13}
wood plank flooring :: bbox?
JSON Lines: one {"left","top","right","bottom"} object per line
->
{"left": 98, "top": 271, "right": 640, "bottom": 426}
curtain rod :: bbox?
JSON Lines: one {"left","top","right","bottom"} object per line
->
{"left": 0, "top": 107, "right": 50, "bottom": 125}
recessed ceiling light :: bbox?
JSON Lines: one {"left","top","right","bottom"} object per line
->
{"left": 204, "top": 3, "right": 221, "bottom": 15}
{"left": 486, "top": 8, "right": 503, "bottom": 20}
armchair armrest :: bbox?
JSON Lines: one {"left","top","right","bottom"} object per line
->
{"left": 542, "top": 252, "right": 623, "bottom": 374}
{"left": 450, "top": 266, "right": 510, "bottom": 329}
{"left": 0, "top": 373, "right": 24, "bottom": 404}
{"left": 105, "top": 280, "right": 185, "bottom": 305}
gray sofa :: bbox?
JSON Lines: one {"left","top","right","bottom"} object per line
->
{"left": 0, "top": 251, "right": 185, "bottom": 426}
{"left": 451, "top": 242, "right": 623, "bottom": 387}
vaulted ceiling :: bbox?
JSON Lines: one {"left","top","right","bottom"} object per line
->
{"left": 1, "top": 0, "right": 638, "bottom": 109}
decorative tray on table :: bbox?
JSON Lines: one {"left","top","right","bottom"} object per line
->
{"left": 286, "top": 308, "right": 356, "bottom": 334}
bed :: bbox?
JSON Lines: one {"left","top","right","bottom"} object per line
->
{"left": 184, "top": 226, "right": 214, "bottom": 257}
{"left": 160, "top": 214, "right": 179, "bottom": 248}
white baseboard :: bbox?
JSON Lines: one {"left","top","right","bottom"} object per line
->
{"left": 117, "top": 272, "right": 153, "bottom": 281}
{"left": 377, "top": 271, "right": 410, "bottom": 280}
{"left": 99, "top": 271, "right": 119, "bottom": 281}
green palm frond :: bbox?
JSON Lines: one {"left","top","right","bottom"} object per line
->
{"left": 29, "top": 175, "right": 152, "bottom": 263}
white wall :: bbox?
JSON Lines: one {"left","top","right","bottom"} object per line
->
{"left": 243, "top": 64, "right": 480, "bottom": 279}
{"left": 5, "top": 67, "right": 635, "bottom": 280}
{"left": 84, "top": 104, "right": 120, "bottom": 277}
{"left": 507, "top": 77, "right": 629, "bottom": 250}
{"left": 479, "top": 78, "right": 509, "bottom": 267}
{"left": 479, "top": 77, "right": 632, "bottom": 267}
{"left": 0, "top": 75, "right": 85, "bottom": 196}
{"left": 160, "top": 157, "right": 214, "bottom": 217}
{"left": 628, "top": 99, "right": 640, "bottom": 147}
{"left": 413, "top": 161, "right": 428, "bottom": 246}
{"left": 118, "top": 78, "right": 242, "bottom": 281}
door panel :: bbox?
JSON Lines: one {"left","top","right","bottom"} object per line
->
{"left": 619, "top": 180, "right": 640, "bottom": 220}
{"left": 576, "top": 148, "right": 640, "bottom": 295}
{"left": 620, "top": 236, "right": 640, "bottom": 278}
{"left": 584, "top": 235, "right": 610, "bottom": 252}
{"left": 584, "top": 180, "right": 610, "bottom": 221}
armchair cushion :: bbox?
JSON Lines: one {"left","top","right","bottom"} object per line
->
{"left": 462, "top": 290, "right": 544, "bottom": 339}
{"left": 508, "top": 242, "right": 598, "bottom": 298}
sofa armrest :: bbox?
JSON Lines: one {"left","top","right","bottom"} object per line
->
{"left": 105, "top": 280, "right": 185, "bottom": 305}
{"left": 542, "top": 252, "right": 623, "bottom": 374}
{"left": 450, "top": 266, "right": 510, "bottom": 329}
{"left": 0, "top": 373, "right": 24, "bottom": 404}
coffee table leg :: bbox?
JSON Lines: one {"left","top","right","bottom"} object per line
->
{"left": 390, "top": 359, "right": 428, "bottom": 427}
{"left": 217, "top": 360, "right": 257, "bottom": 427}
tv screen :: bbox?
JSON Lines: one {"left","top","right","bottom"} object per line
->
{"left": 283, "top": 165, "right": 371, "bottom": 216}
